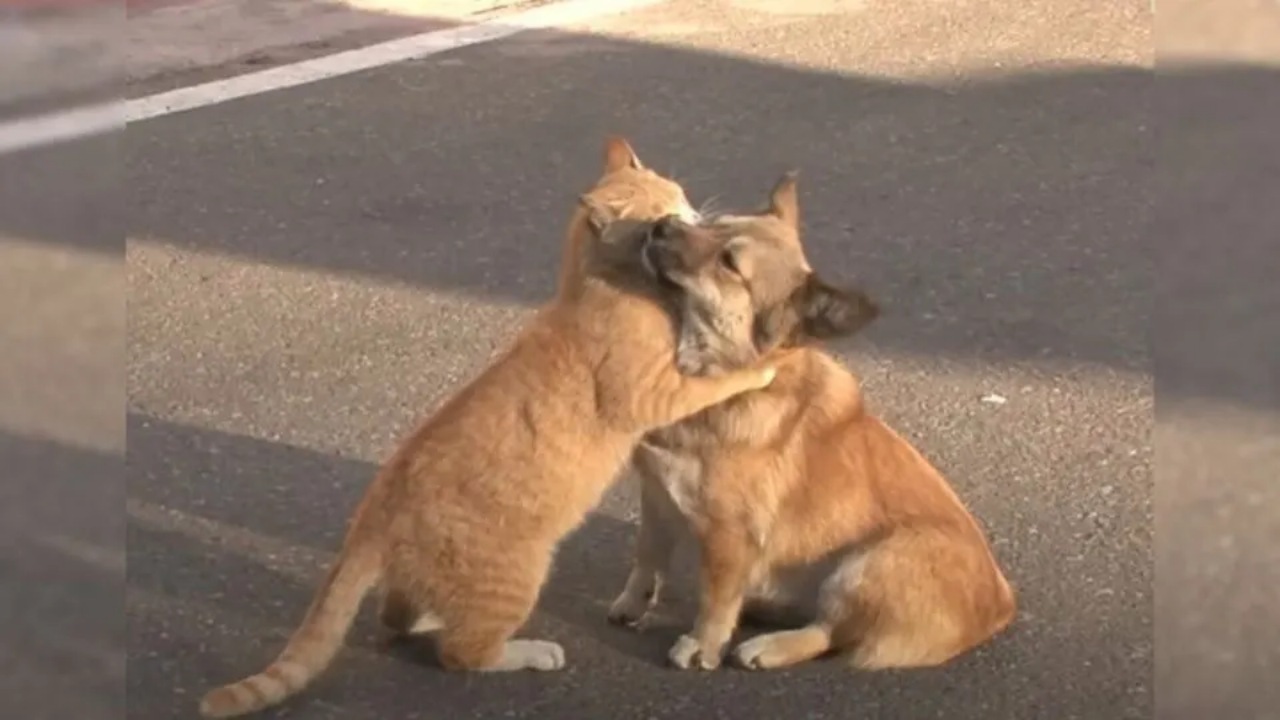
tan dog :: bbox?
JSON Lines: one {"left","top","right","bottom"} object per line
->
{"left": 197, "top": 168, "right": 775, "bottom": 717}
{"left": 606, "top": 174, "right": 1018, "bottom": 672}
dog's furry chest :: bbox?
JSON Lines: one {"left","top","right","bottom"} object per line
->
{"left": 635, "top": 401, "right": 752, "bottom": 521}
{"left": 633, "top": 435, "right": 706, "bottom": 521}
{"left": 643, "top": 390, "right": 756, "bottom": 448}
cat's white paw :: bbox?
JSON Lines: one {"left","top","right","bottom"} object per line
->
{"left": 498, "top": 639, "right": 566, "bottom": 671}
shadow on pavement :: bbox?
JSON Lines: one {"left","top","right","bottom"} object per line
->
{"left": 0, "top": 430, "right": 125, "bottom": 720}
{"left": 115, "top": 42, "right": 1162, "bottom": 380}
{"left": 10, "top": 21, "right": 1275, "bottom": 415}
{"left": 127, "top": 412, "right": 1139, "bottom": 720}
{"left": 110, "top": 35, "right": 1273, "bottom": 414}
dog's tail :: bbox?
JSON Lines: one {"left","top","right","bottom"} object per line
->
{"left": 198, "top": 538, "right": 383, "bottom": 718}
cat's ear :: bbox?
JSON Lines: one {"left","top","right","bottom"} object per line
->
{"left": 603, "top": 135, "right": 644, "bottom": 173}
{"left": 578, "top": 195, "right": 617, "bottom": 235}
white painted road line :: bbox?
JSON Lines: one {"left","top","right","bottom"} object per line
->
{"left": 0, "top": 102, "right": 125, "bottom": 156}
{"left": 0, "top": 0, "right": 660, "bottom": 156}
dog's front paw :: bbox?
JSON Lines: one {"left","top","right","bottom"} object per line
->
{"left": 607, "top": 592, "right": 654, "bottom": 632}
{"left": 667, "top": 634, "right": 723, "bottom": 670}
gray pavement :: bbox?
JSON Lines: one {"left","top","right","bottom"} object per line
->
{"left": 3, "top": 0, "right": 1276, "bottom": 718}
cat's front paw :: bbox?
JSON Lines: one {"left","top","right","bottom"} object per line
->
{"left": 755, "top": 366, "right": 778, "bottom": 389}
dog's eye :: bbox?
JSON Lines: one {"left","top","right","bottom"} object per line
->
{"left": 719, "top": 250, "right": 740, "bottom": 275}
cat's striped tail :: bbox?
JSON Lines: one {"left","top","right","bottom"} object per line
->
{"left": 198, "top": 540, "right": 382, "bottom": 718}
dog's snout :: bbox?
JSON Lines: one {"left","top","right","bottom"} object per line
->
{"left": 648, "top": 214, "right": 685, "bottom": 245}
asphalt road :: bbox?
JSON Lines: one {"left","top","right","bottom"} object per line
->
{"left": 3, "top": 0, "right": 1277, "bottom": 718}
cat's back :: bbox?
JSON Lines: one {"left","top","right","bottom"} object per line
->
{"left": 567, "top": 276, "right": 680, "bottom": 380}
{"left": 383, "top": 303, "right": 627, "bottom": 522}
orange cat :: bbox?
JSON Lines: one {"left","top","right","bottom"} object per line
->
{"left": 197, "top": 153, "right": 775, "bottom": 718}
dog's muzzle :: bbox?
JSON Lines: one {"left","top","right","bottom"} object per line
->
{"left": 642, "top": 216, "right": 685, "bottom": 289}
{"left": 642, "top": 237, "right": 679, "bottom": 289}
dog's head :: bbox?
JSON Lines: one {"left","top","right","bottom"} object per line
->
{"left": 641, "top": 172, "right": 880, "bottom": 373}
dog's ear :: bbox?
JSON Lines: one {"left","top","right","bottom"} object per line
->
{"left": 795, "top": 274, "right": 879, "bottom": 340}
{"left": 756, "top": 274, "right": 879, "bottom": 349}
{"left": 603, "top": 135, "right": 644, "bottom": 173}
{"left": 579, "top": 194, "right": 617, "bottom": 235}
{"left": 765, "top": 171, "right": 800, "bottom": 228}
